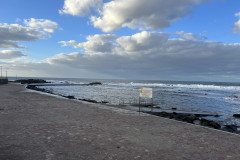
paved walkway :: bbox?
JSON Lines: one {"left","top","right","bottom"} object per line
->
{"left": 1, "top": 83, "right": 240, "bottom": 160}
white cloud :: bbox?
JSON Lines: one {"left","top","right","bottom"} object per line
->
{"left": 59, "top": 0, "right": 208, "bottom": 32}
{"left": 233, "top": 12, "right": 240, "bottom": 34}
{"left": 24, "top": 18, "right": 59, "bottom": 33}
{"left": 59, "top": 0, "right": 103, "bottom": 16}
{"left": 59, "top": 34, "right": 117, "bottom": 53}
{"left": 91, "top": 0, "right": 206, "bottom": 32}
{"left": 235, "top": 12, "right": 240, "bottom": 17}
{"left": 0, "top": 50, "right": 26, "bottom": 59}
{"left": 45, "top": 52, "right": 81, "bottom": 64}
{"left": 116, "top": 31, "right": 169, "bottom": 54}
{"left": 175, "top": 31, "right": 202, "bottom": 41}
{"left": 0, "top": 19, "right": 58, "bottom": 49}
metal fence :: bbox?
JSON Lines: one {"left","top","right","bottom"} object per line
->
{"left": 118, "top": 97, "right": 159, "bottom": 107}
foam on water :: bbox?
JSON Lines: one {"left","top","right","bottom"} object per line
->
{"left": 106, "top": 82, "right": 240, "bottom": 91}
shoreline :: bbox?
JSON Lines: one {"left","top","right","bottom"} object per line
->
{"left": 1, "top": 83, "right": 240, "bottom": 159}
{"left": 26, "top": 83, "right": 240, "bottom": 134}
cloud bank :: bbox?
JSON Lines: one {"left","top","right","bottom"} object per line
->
{"left": 6, "top": 31, "right": 240, "bottom": 81}
{"left": 0, "top": 50, "right": 26, "bottom": 59}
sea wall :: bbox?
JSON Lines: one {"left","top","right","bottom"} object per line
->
{"left": 0, "top": 78, "right": 8, "bottom": 84}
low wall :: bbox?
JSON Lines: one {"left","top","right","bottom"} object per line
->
{"left": 0, "top": 78, "right": 8, "bottom": 84}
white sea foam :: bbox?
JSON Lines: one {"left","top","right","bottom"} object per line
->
{"left": 47, "top": 79, "right": 85, "bottom": 85}
{"left": 106, "top": 82, "right": 240, "bottom": 91}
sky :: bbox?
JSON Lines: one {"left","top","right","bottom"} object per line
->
{"left": 0, "top": 0, "right": 240, "bottom": 82}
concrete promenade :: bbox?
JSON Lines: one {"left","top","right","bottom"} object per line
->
{"left": 1, "top": 83, "right": 240, "bottom": 160}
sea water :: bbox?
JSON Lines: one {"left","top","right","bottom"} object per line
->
{"left": 13, "top": 77, "right": 240, "bottom": 126}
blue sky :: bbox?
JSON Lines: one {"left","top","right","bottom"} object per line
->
{"left": 0, "top": 0, "right": 240, "bottom": 81}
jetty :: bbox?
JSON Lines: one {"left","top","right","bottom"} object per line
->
{"left": 1, "top": 83, "right": 240, "bottom": 159}
{"left": 0, "top": 78, "right": 8, "bottom": 84}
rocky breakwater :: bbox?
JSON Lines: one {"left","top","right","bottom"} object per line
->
{"left": 15, "top": 79, "right": 48, "bottom": 84}
{"left": 26, "top": 81, "right": 108, "bottom": 104}
{"left": 144, "top": 111, "right": 240, "bottom": 134}
{"left": 0, "top": 78, "right": 8, "bottom": 84}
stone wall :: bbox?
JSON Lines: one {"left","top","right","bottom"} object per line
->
{"left": 0, "top": 78, "right": 8, "bottom": 84}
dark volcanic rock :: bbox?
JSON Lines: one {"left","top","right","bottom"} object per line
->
{"left": 101, "top": 101, "right": 108, "bottom": 104}
{"left": 185, "top": 115, "right": 198, "bottom": 123}
{"left": 159, "top": 112, "right": 170, "bottom": 117}
{"left": 79, "top": 99, "right": 98, "bottom": 103}
{"left": 224, "top": 125, "right": 239, "bottom": 132}
{"left": 16, "top": 79, "right": 48, "bottom": 84}
{"left": 233, "top": 114, "right": 240, "bottom": 118}
{"left": 200, "top": 118, "right": 221, "bottom": 129}
{"left": 66, "top": 96, "right": 75, "bottom": 99}
{"left": 147, "top": 111, "right": 199, "bottom": 124}
{"left": 88, "top": 82, "right": 102, "bottom": 85}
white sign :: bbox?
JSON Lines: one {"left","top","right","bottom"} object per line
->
{"left": 140, "top": 87, "right": 152, "bottom": 98}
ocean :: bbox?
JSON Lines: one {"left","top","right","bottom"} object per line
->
{"left": 12, "top": 77, "right": 240, "bottom": 127}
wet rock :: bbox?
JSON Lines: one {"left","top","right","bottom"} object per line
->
{"left": 88, "top": 82, "right": 102, "bottom": 85}
{"left": 209, "top": 121, "right": 221, "bottom": 129}
{"left": 233, "top": 114, "right": 240, "bottom": 118}
{"left": 80, "top": 99, "right": 98, "bottom": 103}
{"left": 182, "top": 115, "right": 197, "bottom": 123}
{"left": 16, "top": 79, "right": 48, "bottom": 84}
{"left": 187, "top": 115, "right": 198, "bottom": 123}
{"left": 160, "top": 112, "right": 170, "bottom": 117}
{"left": 143, "top": 111, "right": 222, "bottom": 129}
{"left": 66, "top": 96, "right": 75, "bottom": 99}
{"left": 101, "top": 101, "right": 108, "bottom": 104}
{"left": 230, "top": 94, "right": 238, "bottom": 98}
{"left": 224, "top": 125, "right": 238, "bottom": 132}
{"left": 200, "top": 118, "right": 221, "bottom": 129}
{"left": 173, "top": 114, "right": 185, "bottom": 121}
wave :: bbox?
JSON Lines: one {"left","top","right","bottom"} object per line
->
{"left": 105, "top": 82, "right": 240, "bottom": 91}
{"left": 46, "top": 79, "right": 240, "bottom": 91}
{"left": 46, "top": 80, "right": 85, "bottom": 85}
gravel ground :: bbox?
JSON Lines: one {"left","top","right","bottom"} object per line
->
{"left": 1, "top": 83, "right": 240, "bottom": 160}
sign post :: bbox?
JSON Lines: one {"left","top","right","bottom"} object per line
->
{"left": 139, "top": 87, "right": 153, "bottom": 112}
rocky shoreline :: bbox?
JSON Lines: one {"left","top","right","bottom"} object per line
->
{"left": 144, "top": 111, "right": 240, "bottom": 133}
{"left": 24, "top": 81, "right": 240, "bottom": 134}
{"left": 26, "top": 83, "right": 107, "bottom": 104}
